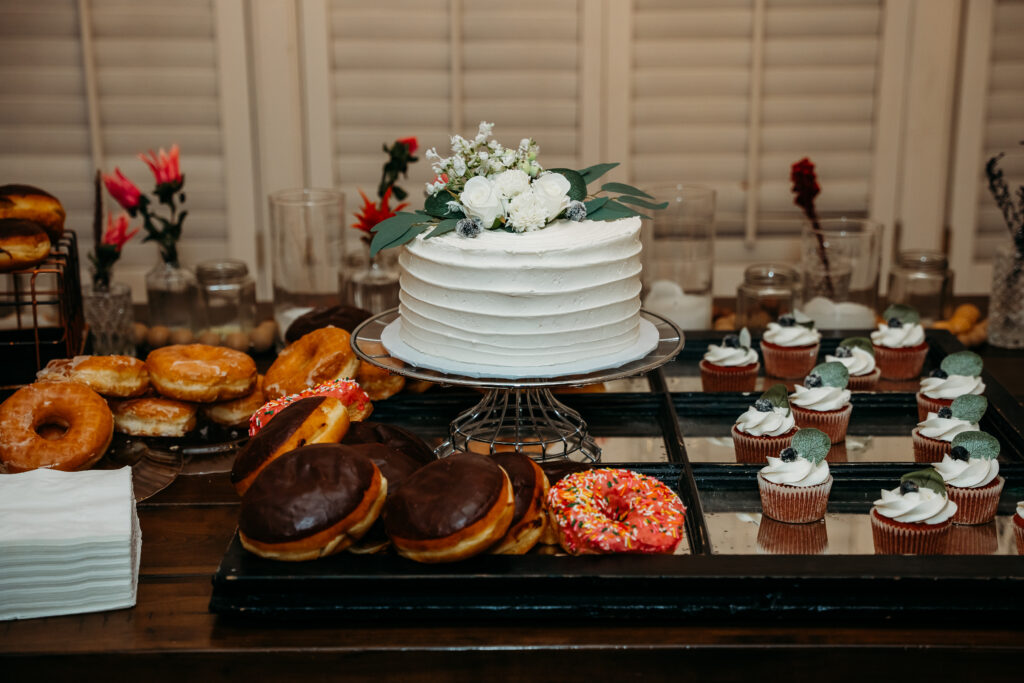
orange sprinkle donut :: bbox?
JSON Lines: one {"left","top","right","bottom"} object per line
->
{"left": 249, "top": 379, "right": 372, "bottom": 436}
{"left": 264, "top": 327, "right": 359, "bottom": 400}
{"left": 546, "top": 468, "right": 687, "bottom": 555}
{"left": 38, "top": 355, "right": 149, "bottom": 398}
{"left": 146, "top": 344, "right": 257, "bottom": 403}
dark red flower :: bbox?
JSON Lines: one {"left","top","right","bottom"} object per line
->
{"left": 352, "top": 186, "right": 408, "bottom": 233}
{"left": 396, "top": 136, "right": 419, "bottom": 156}
{"left": 791, "top": 157, "right": 820, "bottom": 221}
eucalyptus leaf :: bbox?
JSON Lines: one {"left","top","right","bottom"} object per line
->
{"left": 423, "top": 218, "right": 459, "bottom": 239}
{"left": 424, "top": 191, "right": 462, "bottom": 219}
{"left": 950, "top": 430, "right": 1000, "bottom": 461}
{"left": 760, "top": 383, "right": 791, "bottom": 415}
{"left": 585, "top": 196, "right": 610, "bottom": 214}
{"left": 792, "top": 428, "right": 831, "bottom": 465}
{"left": 370, "top": 224, "right": 427, "bottom": 257}
{"left": 587, "top": 201, "right": 647, "bottom": 222}
{"left": 882, "top": 303, "right": 921, "bottom": 325}
{"left": 940, "top": 350, "right": 984, "bottom": 377}
{"left": 900, "top": 469, "right": 947, "bottom": 497}
{"left": 548, "top": 168, "right": 587, "bottom": 201}
{"left": 950, "top": 394, "right": 987, "bottom": 423}
{"left": 739, "top": 327, "right": 752, "bottom": 349}
{"left": 838, "top": 337, "right": 874, "bottom": 355}
{"left": 811, "top": 361, "right": 850, "bottom": 389}
{"left": 578, "top": 162, "right": 619, "bottom": 185}
{"left": 616, "top": 195, "right": 670, "bottom": 211}
{"left": 601, "top": 182, "right": 654, "bottom": 199}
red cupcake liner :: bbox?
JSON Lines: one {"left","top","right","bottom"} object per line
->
{"left": 1014, "top": 514, "right": 1024, "bottom": 555}
{"left": 756, "top": 517, "right": 828, "bottom": 554}
{"left": 791, "top": 403, "right": 852, "bottom": 444}
{"left": 947, "top": 476, "right": 1004, "bottom": 525}
{"left": 870, "top": 508, "right": 951, "bottom": 554}
{"left": 699, "top": 359, "right": 759, "bottom": 393}
{"left": 760, "top": 340, "right": 820, "bottom": 379}
{"left": 946, "top": 523, "right": 998, "bottom": 555}
{"left": 872, "top": 342, "right": 928, "bottom": 380}
{"left": 911, "top": 428, "right": 950, "bottom": 463}
{"left": 916, "top": 393, "right": 954, "bottom": 422}
{"left": 847, "top": 368, "right": 881, "bottom": 391}
{"left": 757, "top": 473, "right": 832, "bottom": 524}
{"left": 731, "top": 424, "right": 796, "bottom": 464}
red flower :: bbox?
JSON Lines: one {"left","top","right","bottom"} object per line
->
{"left": 396, "top": 136, "right": 419, "bottom": 156}
{"left": 352, "top": 187, "right": 408, "bottom": 233}
{"left": 102, "top": 168, "right": 142, "bottom": 211}
{"left": 790, "top": 157, "right": 820, "bottom": 216}
{"left": 101, "top": 212, "right": 139, "bottom": 251}
{"left": 139, "top": 144, "right": 182, "bottom": 186}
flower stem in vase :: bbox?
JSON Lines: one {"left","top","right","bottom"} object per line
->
{"left": 791, "top": 158, "right": 834, "bottom": 298}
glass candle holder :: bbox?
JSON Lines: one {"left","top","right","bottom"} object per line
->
{"left": 887, "top": 250, "right": 953, "bottom": 325}
{"left": 196, "top": 259, "right": 257, "bottom": 337}
{"left": 736, "top": 263, "right": 801, "bottom": 331}
{"left": 801, "top": 218, "right": 882, "bottom": 329}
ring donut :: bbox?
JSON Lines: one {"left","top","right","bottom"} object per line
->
{"left": 110, "top": 396, "right": 198, "bottom": 437}
{"left": 0, "top": 381, "right": 114, "bottom": 472}
{"left": 264, "top": 327, "right": 359, "bottom": 400}
{"left": 0, "top": 218, "right": 51, "bottom": 272}
{"left": 204, "top": 375, "right": 265, "bottom": 428}
{"left": 146, "top": 344, "right": 257, "bottom": 402}
{"left": 38, "top": 355, "right": 150, "bottom": 398}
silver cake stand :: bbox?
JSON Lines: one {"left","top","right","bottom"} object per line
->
{"left": 351, "top": 309, "right": 683, "bottom": 462}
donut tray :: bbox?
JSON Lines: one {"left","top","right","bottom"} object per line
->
{"left": 210, "top": 331, "right": 1024, "bottom": 622}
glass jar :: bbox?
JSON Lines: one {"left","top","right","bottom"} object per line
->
{"left": 887, "top": 250, "right": 953, "bottom": 325}
{"left": 196, "top": 259, "right": 257, "bottom": 337}
{"left": 83, "top": 282, "right": 135, "bottom": 356}
{"left": 989, "top": 242, "right": 1024, "bottom": 349}
{"left": 736, "top": 264, "right": 801, "bottom": 330}
{"left": 146, "top": 259, "right": 200, "bottom": 333}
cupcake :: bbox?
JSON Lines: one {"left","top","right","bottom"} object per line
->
{"left": 756, "top": 517, "right": 828, "bottom": 554}
{"left": 760, "top": 311, "right": 821, "bottom": 379}
{"left": 825, "top": 337, "right": 879, "bottom": 391}
{"left": 1014, "top": 501, "right": 1024, "bottom": 555}
{"left": 731, "top": 384, "right": 798, "bottom": 463}
{"left": 789, "top": 361, "right": 851, "bottom": 444}
{"left": 700, "top": 327, "right": 759, "bottom": 392}
{"left": 912, "top": 394, "right": 985, "bottom": 463}
{"left": 757, "top": 427, "right": 832, "bottom": 524}
{"left": 870, "top": 469, "right": 956, "bottom": 554}
{"left": 870, "top": 304, "right": 928, "bottom": 380}
{"left": 932, "top": 430, "right": 1004, "bottom": 525}
{"left": 916, "top": 350, "right": 985, "bottom": 421}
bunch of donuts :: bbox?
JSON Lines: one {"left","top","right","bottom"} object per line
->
{"left": 0, "top": 184, "right": 66, "bottom": 272}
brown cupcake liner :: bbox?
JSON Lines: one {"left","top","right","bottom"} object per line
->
{"left": 731, "top": 424, "right": 796, "bottom": 464}
{"left": 699, "top": 359, "right": 759, "bottom": 392}
{"left": 872, "top": 342, "right": 928, "bottom": 380}
{"left": 947, "top": 476, "right": 1004, "bottom": 525}
{"left": 1015, "top": 516, "right": 1024, "bottom": 555}
{"left": 847, "top": 368, "right": 881, "bottom": 391}
{"left": 756, "top": 517, "right": 828, "bottom": 554}
{"left": 946, "top": 522, "right": 998, "bottom": 555}
{"left": 870, "top": 509, "right": 951, "bottom": 554}
{"left": 911, "top": 428, "right": 950, "bottom": 463}
{"left": 761, "top": 341, "right": 819, "bottom": 379}
{"left": 757, "top": 473, "right": 832, "bottom": 524}
{"left": 916, "top": 393, "right": 954, "bottom": 422}
{"left": 791, "top": 403, "right": 852, "bottom": 444}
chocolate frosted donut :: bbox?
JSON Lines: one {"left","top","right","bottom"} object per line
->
{"left": 342, "top": 421, "right": 435, "bottom": 465}
{"left": 344, "top": 442, "right": 424, "bottom": 554}
{"left": 238, "top": 444, "right": 386, "bottom": 561}
{"left": 489, "top": 451, "right": 549, "bottom": 555}
{"left": 284, "top": 304, "right": 372, "bottom": 343}
{"left": 385, "top": 452, "right": 514, "bottom": 563}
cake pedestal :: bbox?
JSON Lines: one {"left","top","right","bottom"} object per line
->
{"left": 351, "top": 309, "right": 683, "bottom": 461}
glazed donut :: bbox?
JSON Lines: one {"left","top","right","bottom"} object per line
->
{"left": 341, "top": 421, "right": 435, "bottom": 466}
{"left": 284, "top": 304, "right": 372, "bottom": 344}
{"left": 37, "top": 355, "right": 149, "bottom": 398}
{"left": 248, "top": 379, "right": 372, "bottom": 436}
{"left": 489, "top": 451, "right": 549, "bottom": 555}
{"left": 204, "top": 375, "right": 265, "bottom": 428}
{"left": 264, "top": 327, "right": 359, "bottom": 400}
{"left": 0, "top": 218, "right": 51, "bottom": 272}
{"left": 538, "top": 460, "right": 592, "bottom": 545}
{"left": 0, "top": 381, "right": 113, "bottom": 472}
{"left": 547, "top": 468, "right": 687, "bottom": 555}
{"left": 146, "top": 344, "right": 256, "bottom": 402}
{"left": 0, "top": 184, "right": 65, "bottom": 242}
{"left": 344, "top": 442, "right": 424, "bottom": 554}
{"left": 230, "top": 395, "right": 350, "bottom": 496}
{"left": 110, "top": 396, "right": 198, "bottom": 437}
{"left": 356, "top": 360, "right": 405, "bottom": 401}
{"left": 238, "top": 444, "right": 387, "bottom": 561}
{"left": 384, "top": 452, "right": 514, "bottom": 563}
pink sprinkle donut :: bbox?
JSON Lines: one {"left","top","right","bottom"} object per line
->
{"left": 546, "top": 468, "right": 687, "bottom": 554}
{"left": 248, "top": 379, "right": 372, "bottom": 436}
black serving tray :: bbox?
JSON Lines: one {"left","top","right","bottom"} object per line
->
{"left": 211, "top": 331, "right": 1024, "bottom": 621}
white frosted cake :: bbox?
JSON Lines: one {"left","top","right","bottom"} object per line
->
{"left": 391, "top": 216, "right": 651, "bottom": 374}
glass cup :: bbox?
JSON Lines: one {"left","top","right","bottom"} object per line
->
{"left": 736, "top": 263, "right": 801, "bottom": 330}
{"left": 887, "top": 250, "right": 953, "bottom": 325}
{"left": 196, "top": 259, "right": 257, "bottom": 336}
{"left": 83, "top": 282, "right": 135, "bottom": 356}
{"left": 269, "top": 188, "right": 346, "bottom": 335}
{"left": 801, "top": 218, "right": 882, "bottom": 329}
{"left": 640, "top": 184, "right": 715, "bottom": 330}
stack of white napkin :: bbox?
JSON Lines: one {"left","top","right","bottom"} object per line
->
{"left": 0, "top": 466, "right": 141, "bottom": 621}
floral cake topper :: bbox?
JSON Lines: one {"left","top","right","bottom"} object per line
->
{"left": 368, "top": 122, "right": 665, "bottom": 256}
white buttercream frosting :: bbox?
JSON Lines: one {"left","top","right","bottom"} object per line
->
{"left": 932, "top": 455, "right": 1000, "bottom": 488}
{"left": 760, "top": 455, "right": 830, "bottom": 487}
{"left": 397, "top": 217, "right": 644, "bottom": 368}
{"left": 919, "top": 374, "right": 986, "bottom": 400}
{"left": 763, "top": 322, "right": 820, "bottom": 348}
{"left": 825, "top": 347, "right": 876, "bottom": 377}
{"left": 704, "top": 344, "right": 757, "bottom": 367}
{"left": 916, "top": 413, "right": 978, "bottom": 442}
{"left": 870, "top": 322, "right": 926, "bottom": 348}
{"left": 735, "top": 406, "right": 794, "bottom": 437}
{"left": 790, "top": 385, "right": 851, "bottom": 412}
{"left": 873, "top": 486, "right": 957, "bottom": 524}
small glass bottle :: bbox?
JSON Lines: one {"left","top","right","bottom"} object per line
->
{"left": 887, "top": 250, "right": 952, "bottom": 325}
{"left": 736, "top": 263, "right": 801, "bottom": 330}
{"left": 196, "top": 259, "right": 257, "bottom": 336}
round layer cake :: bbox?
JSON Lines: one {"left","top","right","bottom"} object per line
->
{"left": 393, "top": 217, "right": 648, "bottom": 375}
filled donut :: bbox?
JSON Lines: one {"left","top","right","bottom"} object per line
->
{"left": 341, "top": 421, "right": 435, "bottom": 466}
{"left": 344, "top": 442, "right": 425, "bottom": 554}
{"left": 38, "top": 355, "right": 150, "bottom": 398}
{"left": 238, "top": 444, "right": 387, "bottom": 561}
{"left": 488, "top": 451, "right": 550, "bottom": 555}
{"left": 146, "top": 343, "right": 257, "bottom": 402}
{"left": 203, "top": 374, "right": 265, "bottom": 428}
{"left": 284, "top": 304, "right": 372, "bottom": 344}
{"left": 110, "top": 396, "right": 198, "bottom": 438}
{"left": 0, "top": 381, "right": 114, "bottom": 472}
{"left": 0, "top": 218, "right": 51, "bottom": 272}
{"left": 384, "top": 452, "right": 514, "bottom": 563}
{"left": 249, "top": 379, "right": 372, "bottom": 436}
{"left": 264, "top": 327, "right": 359, "bottom": 399}
{"left": 0, "top": 184, "right": 66, "bottom": 242}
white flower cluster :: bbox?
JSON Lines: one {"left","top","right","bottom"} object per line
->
{"left": 424, "top": 122, "right": 570, "bottom": 233}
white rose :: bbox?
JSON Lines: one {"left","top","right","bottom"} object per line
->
{"left": 491, "top": 169, "right": 531, "bottom": 200}
{"left": 459, "top": 176, "right": 504, "bottom": 229}
{"left": 508, "top": 189, "right": 549, "bottom": 232}
{"left": 531, "top": 173, "right": 571, "bottom": 220}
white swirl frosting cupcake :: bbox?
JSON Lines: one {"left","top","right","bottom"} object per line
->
{"left": 871, "top": 469, "right": 956, "bottom": 554}
{"left": 872, "top": 304, "right": 929, "bottom": 380}
{"left": 917, "top": 351, "right": 986, "bottom": 420}
{"left": 790, "top": 385, "right": 851, "bottom": 412}
{"left": 760, "top": 313, "right": 820, "bottom": 379}
{"left": 735, "top": 405, "right": 795, "bottom": 438}
{"left": 912, "top": 394, "right": 987, "bottom": 463}
{"left": 932, "top": 430, "right": 1004, "bottom": 525}
{"left": 757, "top": 428, "right": 833, "bottom": 523}
{"left": 731, "top": 384, "right": 797, "bottom": 463}
{"left": 700, "top": 328, "right": 760, "bottom": 392}
{"left": 789, "top": 362, "right": 852, "bottom": 445}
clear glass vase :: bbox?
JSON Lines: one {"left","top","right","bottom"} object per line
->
{"left": 145, "top": 259, "right": 199, "bottom": 333}
{"left": 83, "top": 282, "right": 135, "bottom": 355}
{"left": 347, "top": 247, "right": 400, "bottom": 313}
{"left": 988, "top": 243, "right": 1024, "bottom": 349}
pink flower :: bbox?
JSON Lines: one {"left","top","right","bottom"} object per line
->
{"left": 139, "top": 144, "right": 182, "bottom": 186}
{"left": 101, "top": 213, "right": 139, "bottom": 251}
{"left": 103, "top": 168, "right": 142, "bottom": 210}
